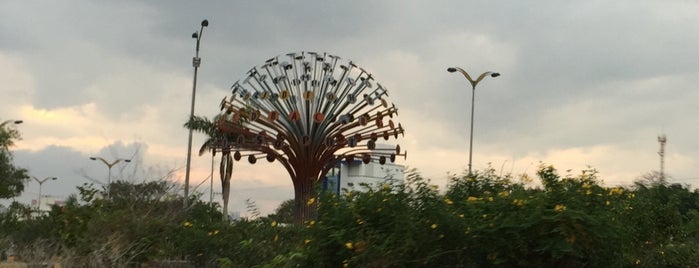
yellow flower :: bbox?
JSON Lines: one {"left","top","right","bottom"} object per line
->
{"left": 482, "top": 214, "right": 488, "bottom": 219}
{"left": 213, "top": 230, "right": 219, "bottom": 235}
{"left": 304, "top": 239, "right": 311, "bottom": 245}
{"left": 345, "top": 242, "right": 354, "bottom": 250}
{"left": 459, "top": 214, "right": 465, "bottom": 218}
{"left": 431, "top": 223, "right": 438, "bottom": 229}
{"left": 274, "top": 234, "right": 279, "bottom": 241}
{"left": 439, "top": 234, "right": 445, "bottom": 239}
{"left": 382, "top": 184, "right": 391, "bottom": 191}
{"left": 608, "top": 187, "right": 624, "bottom": 196}
{"left": 586, "top": 190, "right": 592, "bottom": 195}
{"left": 467, "top": 196, "right": 479, "bottom": 202}
{"left": 445, "top": 198, "right": 454, "bottom": 205}
{"left": 512, "top": 199, "right": 525, "bottom": 207}
{"left": 554, "top": 204, "right": 567, "bottom": 212}
{"left": 183, "top": 221, "right": 193, "bottom": 228}
{"left": 487, "top": 196, "right": 494, "bottom": 202}
{"left": 606, "top": 200, "right": 611, "bottom": 206}
{"left": 635, "top": 259, "right": 641, "bottom": 265}
{"left": 582, "top": 182, "right": 592, "bottom": 189}
{"left": 498, "top": 191, "right": 509, "bottom": 198}
{"left": 271, "top": 221, "right": 278, "bottom": 227}
{"left": 307, "top": 197, "right": 316, "bottom": 205}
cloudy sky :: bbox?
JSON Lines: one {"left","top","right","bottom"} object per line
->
{"left": 2, "top": 1, "right": 698, "bottom": 216}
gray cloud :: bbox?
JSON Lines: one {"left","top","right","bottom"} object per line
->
{"left": 2, "top": 0, "right": 698, "bottom": 213}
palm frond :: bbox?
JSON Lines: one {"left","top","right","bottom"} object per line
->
{"left": 184, "top": 115, "right": 214, "bottom": 136}
{"left": 198, "top": 139, "right": 212, "bottom": 156}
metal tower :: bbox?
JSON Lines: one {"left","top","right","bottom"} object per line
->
{"left": 658, "top": 134, "right": 667, "bottom": 182}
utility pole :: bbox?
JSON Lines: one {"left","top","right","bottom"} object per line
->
{"left": 658, "top": 134, "right": 667, "bottom": 183}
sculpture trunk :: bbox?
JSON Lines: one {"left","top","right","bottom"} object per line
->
{"left": 293, "top": 177, "right": 317, "bottom": 224}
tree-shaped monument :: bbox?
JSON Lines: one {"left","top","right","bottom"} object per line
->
{"left": 213, "top": 51, "right": 406, "bottom": 223}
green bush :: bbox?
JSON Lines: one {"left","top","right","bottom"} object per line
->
{"left": 3, "top": 165, "right": 699, "bottom": 267}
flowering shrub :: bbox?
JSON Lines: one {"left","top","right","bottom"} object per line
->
{"left": 3, "top": 165, "right": 699, "bottom": 267}
{"left": 288, "top": 165, "right": 699, "bottom": 267}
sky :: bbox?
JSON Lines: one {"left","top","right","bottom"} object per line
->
{"left": 1, "top": 1, "right": 698, "bottom": 216}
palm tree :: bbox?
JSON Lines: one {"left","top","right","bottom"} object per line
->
{"left": 184, "top": 115, "right": 237, "bottom": 217}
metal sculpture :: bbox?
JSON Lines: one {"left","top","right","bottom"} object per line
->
{"left": 213, "top": 51, "right": 406, "bottom": 222}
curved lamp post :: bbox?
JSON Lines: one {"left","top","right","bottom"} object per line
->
{"left": 90, "top": 157, "right": 131, "bottom": 198}
{"left": 447, "top": 67, "right": 499, "bottom": 176}
{"left": 184, "top": 19, "right": 209, "bottom": 206}
{"left": 32, "top": 176, "right": 57, "bottom": 209}
{"left": 0, "top": 120, "right": 23, "bottom": 128}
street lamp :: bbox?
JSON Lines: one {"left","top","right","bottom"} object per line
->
{"left": 447, "top": 67, "right": 500, "bottom": 176}
{"left": 184, "top": 19, "right": 209, "bottom": 207}
{"left": 89, "top": 157, "right": 131, "bottom": 198}
{"left": 32, "top": 176, "right": 57, "bottom": 209}
{"left": 0, "top": 120, "right": 23, "bottom": 128}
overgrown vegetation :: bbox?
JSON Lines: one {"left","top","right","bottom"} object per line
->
{"left": 0, "top": 120, "right": 28, "bottom": 199}
{"left": 2, "top": 165, "right": 699, "bottom": 267}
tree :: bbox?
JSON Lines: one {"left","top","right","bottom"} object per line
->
{"left": 185, "top": 115, "right": 238, "bottom": 217}
{"left": 269, "top": 199, "right": 295, "bottom": 224}
{"left": 635, "top": 170, "right": 667, "bottom": 187}
{"left": 0, "top": 120, "right": 28, "bottom": 199}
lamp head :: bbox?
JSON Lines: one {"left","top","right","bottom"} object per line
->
{"left": 14, "top": 120, "right": 23, "bottom": 124}
{"left": 201, "top": 20, "right": 209, "bottom": 27}
{"left": 124, "top": 159, "right": 132, "bottom": 163}
{"left": 447, "top": 67, "right": 457, "bottom": 73}
{"left": 191, "top": 32, "right": 198, "bottom": 39}
{"left": 491, "top": 72, "right": 500, "bottom": 77}
{"left": 89, "top": 157, "right": 97, "bottom": 160}
{"left": 51, "top": 177, "right": 57, "bottom": 181}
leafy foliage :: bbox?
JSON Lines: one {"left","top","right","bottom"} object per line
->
{"left": 2, "top": 165, "right": 699, "bottom": 267}
{"left": 0, "top": 121, "right": 28, "bottom": 199}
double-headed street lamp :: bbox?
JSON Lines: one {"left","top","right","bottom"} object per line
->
{"left": 447, "top": 67, "right": 500, "bottom": 176}
{"left": 90, "top": 157, "right": 131, "bottom": 198}
{"left": 184, "top": 19, "right": 209, "bottom": 206}
{"left": 32, "top": 176, "right": 58, "bottom": 209}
